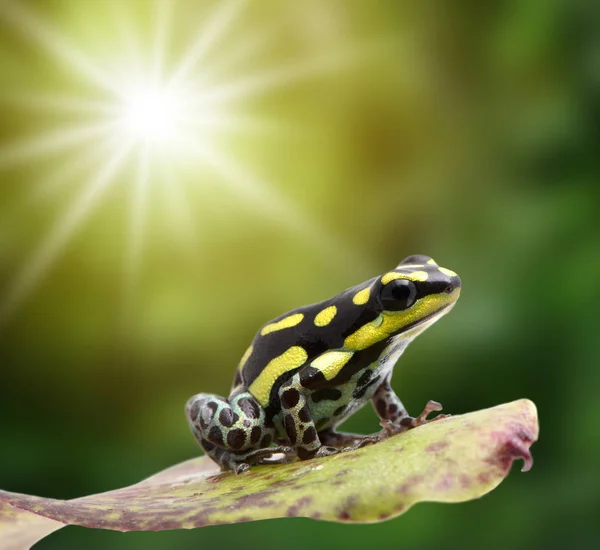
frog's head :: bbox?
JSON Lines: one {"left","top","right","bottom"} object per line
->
{"left": 343, "top": 255, "right": 461, "bottom": 350}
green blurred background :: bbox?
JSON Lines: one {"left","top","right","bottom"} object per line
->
{"left": 1, "top": 1, "right": 599, "bottom": 548}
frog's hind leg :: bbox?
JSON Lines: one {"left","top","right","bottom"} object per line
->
{"left": 278, "top": 374, "right": 341, "bottom": 460}
{"left": 186, "top": 391, "right": 286, "bottom": 473}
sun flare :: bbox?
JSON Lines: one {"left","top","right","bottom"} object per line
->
{"left": 0, "top": 0, "right": 363, "bottom": 328}
{"left": 118, "top": 84, "right": 186, "bottom": 145}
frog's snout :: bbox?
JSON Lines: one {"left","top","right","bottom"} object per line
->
{"left": 445, "top": 273, "right": 462, "bottom": 293}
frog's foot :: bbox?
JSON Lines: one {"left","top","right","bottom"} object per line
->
{"left": 245, "top": 446, "right": 294, "bottom": 466}
{"left": 293, "top": 444, "right": 340, "bottom": 461}
{"left": 318, "top": 429, "right": 369, "bottom": 448}
{"left": 219, "top": 446, "right": 294, "bottom": 474}
{"left": 358, "top": 400, "right": 449, "bottom": 447}
{"left": 313, "top": 445, "right": 342, "bottom": 459}
{"left": 393, "top": 399, "right": 449, "bottom": 432}
{"left": 228, "top": 462, "right": 251, "bottom": 475}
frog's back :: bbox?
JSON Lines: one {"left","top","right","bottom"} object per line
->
{"left": 237, "top": 276, "right": 379, "bottom": 390}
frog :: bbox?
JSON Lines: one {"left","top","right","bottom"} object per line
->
{"left": 186, "top": 254, "right": 461, "bottom": 473}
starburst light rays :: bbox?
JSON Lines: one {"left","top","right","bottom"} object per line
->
{"left": 0, "top": 1, "right": 368, "bottom": 329}
{"left": 0, "top": 140, "right": 133, "bottom": 327}
{"left": 0, "top": 0, "right": 117, "bottom": 93}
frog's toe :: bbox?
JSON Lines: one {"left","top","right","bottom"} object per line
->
{"left": 313, "top": 445, "right": 341, "bottom": 458}
{"left": 379, "top": 400, "right": 449, "bottom": 436}
{"left": 356, "top": 432, "right": 385, "bottom": 448}
{"left": 405, "top": 399, "right": 449, "bottom": 428}
{"left": 232, "top": 462, "right": 251, "bottom": 474}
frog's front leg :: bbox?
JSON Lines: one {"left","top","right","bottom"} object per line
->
{"left": 362, "top": 377, "right": 447, "bottom": 445}
{"left": 186, "top": 391, "right": 289, "bottom": 474}
{"left": 371, "top": 376, "right": 409, "bottom": 424}
{"left": 278, "top": 374, "right": 340, "bottom": 460}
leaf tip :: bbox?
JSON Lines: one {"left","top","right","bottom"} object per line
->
{"left": 493, "top": 399, "right": 538, "bottom": 474}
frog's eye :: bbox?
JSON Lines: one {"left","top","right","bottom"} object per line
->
{"left": 380, "top": 279, "right": 418, "bottom": 311}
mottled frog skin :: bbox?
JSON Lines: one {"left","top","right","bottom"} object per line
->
{"left": 186, "top": 255, "right": 461, "bottom": 473}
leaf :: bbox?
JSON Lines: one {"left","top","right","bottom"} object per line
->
{"left": 0, "top": 399, "right": 538, "bottom": 548}
{"left": 0, "top": 500, "right": 63, "bottom": 550}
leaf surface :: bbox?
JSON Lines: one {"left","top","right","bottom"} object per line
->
{"left": 0, "top": 399, "right": 538, "bottom": 548}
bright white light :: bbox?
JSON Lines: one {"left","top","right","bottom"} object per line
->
{"left": 0, "top": 0, "right": 364, "bottom": 328}
{"left": 118, "top": 85, "right": 184, "bottom": 144}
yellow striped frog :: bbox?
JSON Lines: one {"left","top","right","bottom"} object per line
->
{"left": 186, "top": 255, "right": 461, "bottom": 473}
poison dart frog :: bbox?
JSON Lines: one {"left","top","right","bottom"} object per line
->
{"left": 186, "top": 255, "right": 461, "bottom": 473}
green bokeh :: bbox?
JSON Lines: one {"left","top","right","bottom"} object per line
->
{"left": 0, "top": 1, "right": 598, "bottom": 549}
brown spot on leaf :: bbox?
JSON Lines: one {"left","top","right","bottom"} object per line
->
{"left": 336, "top": 494, "right": 359, "bottom": 521}
{"left": 426, "top": 441, "right": 449, "bottom": 453}
{"left": 228, "top": 493, "right": 278, "bottom": 510}
{"left": 397, "top": 475, "right": 424, "bottom": 494}
{"left": 460, "top": 474, "right": 471, "bottom": 488}
{"left": 435, "top": 475, "right": 453, "bottom": 491}
{"left": 478, "top": 472, "right": 491, "bottom": 484}
{"left": 286, "top": 496, "right": 313, "bottom": 517}
{"left": 270, "top": 479, "right": 296, "bottom": 488}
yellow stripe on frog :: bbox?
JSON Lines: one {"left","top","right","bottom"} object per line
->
{"left": 314, "top": 305, "right": 337, "bottom": 327}
{"left": 261, "top": 313, "right": 304, "bottom": 336}
{"left": 381, "top": 270, "right": 428, "bottom": 285}
{"left": 238, "top": 345, "right": 253, "bottom": 370}
{"left": 310, "top": 350, "right": 354, "bottom": 380}
{"left": 249, "top": 346, "right": 308, "bottom": 407}
{"left": 344, "top": 288, "right": 460, "bottom": 350}
{"left": 438, "top": 267, "right": 457, "bottom": 277}
{"left": 352, "top": 287, "right": 371, "bottom": 305}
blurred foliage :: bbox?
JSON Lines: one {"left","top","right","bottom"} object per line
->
{"left": 0, "top": 1, "right": 598, "bottom": 549}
